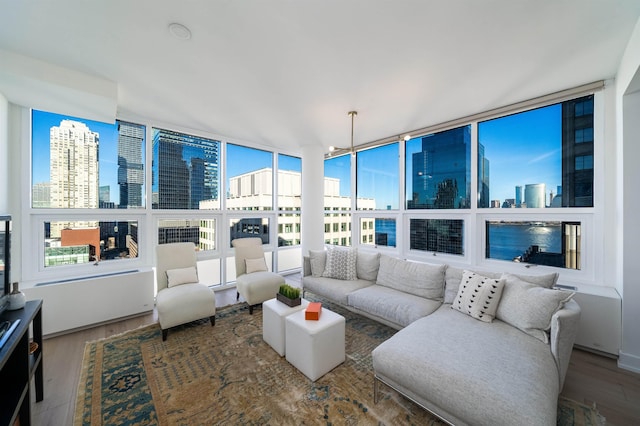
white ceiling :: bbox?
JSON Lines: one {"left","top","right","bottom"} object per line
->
{"left": 1, "top": 0, "right": 639, "bottom": 154}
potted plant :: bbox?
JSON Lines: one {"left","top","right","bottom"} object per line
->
{"left": 276, "top": 284, "right": 301, "bottom": 307}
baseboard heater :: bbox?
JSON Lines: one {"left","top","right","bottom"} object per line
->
{"left": 23, "top": 268, "right": 155, "bottom": 336}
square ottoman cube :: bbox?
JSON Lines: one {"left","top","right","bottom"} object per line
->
{"left": 285, "top": 308, "right": 345, "bottom": 381}
{"left": 263, "top": 297, "right": 309, "bottom": 356}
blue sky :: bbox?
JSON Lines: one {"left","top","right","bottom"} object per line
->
{"left": 479, "top": 104, "right": 562, "bottom": 203}
{"left": 225, "top": 145, "right": 301, "bottom": 178}
{"left": 324, "top": 155, "right": 352, "bottom": 196}
{"left": 32, "top": 110, "right": 123, "bottom": 202}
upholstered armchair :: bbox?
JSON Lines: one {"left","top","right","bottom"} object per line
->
{"left": 232, "top": 237, "right": 285, "bottom": 314}
{"left": 156, "top": 242, "right": 216, "bottom": 340}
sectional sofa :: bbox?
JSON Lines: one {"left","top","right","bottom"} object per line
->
{"left": 301, "top": 247, "right": 581, "bottom": 426}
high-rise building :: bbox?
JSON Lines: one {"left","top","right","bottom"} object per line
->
{"left": 562, "top": 95, "right": 594, "bottom": 207}
{"left": 515, "top": 185, "right": 522, "bottom": 207}
{"left": 152, "top": 129, "right": 219, "bottom": 209}
{"left": 49, "top": 120, "right": 99, "bottom": 237}
{"left": 525, "top": 183, "right": 546, "bottom": 208}
{"left": 409, "top": 127, "right": 471, "bottom": 209}
{"left": 99, "top": 185, "right": 116, "bottom": 208}
{"left": 32, "top": 182, "right": 50, "bottom": 208}
{"left": 117, "top": 122, "right": 145, "bottom": 208}
{"left": 478, "top": 142, "right": 490, "bottom": 207}
{"left": 49, "top": 120, "right": 99, "bottom": 209}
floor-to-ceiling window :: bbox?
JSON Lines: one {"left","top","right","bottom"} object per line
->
{"left": 325, "top": 86, "right": 599, "bottom": 282}
{"left": 26, "top": 109, "right": 301, "bottom": 286}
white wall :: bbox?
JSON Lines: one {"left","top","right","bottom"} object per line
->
{"left": 616, "top": 16, "right": 640, "bottom": 373}
{"left": 0, "top": 91, "right": 7, "bottom": 213}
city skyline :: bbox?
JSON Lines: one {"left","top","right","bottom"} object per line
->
{"left": 33, "top": 103, "right": 576, "bottom": 210}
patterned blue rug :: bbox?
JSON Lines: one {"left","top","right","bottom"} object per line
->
{"left": 75, "top": 300, "right": 604, "bottom": 425}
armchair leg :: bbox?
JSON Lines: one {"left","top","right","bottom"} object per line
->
{"left": 236, "top": 291, "right": 240, "bottom": 301}
{"left": 249, "top": 304, "right": 254, "bottom": 315}
{"left": 162, "top": 328, "right": 168, "bottom": 341}
{"left": 210, "top": 316, "right": 215, "bottom": 326}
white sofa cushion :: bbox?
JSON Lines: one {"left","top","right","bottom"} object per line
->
{"left": 452, "top": 270, "right": 505, "bottom": 322}
{"left": 348, "top": 285, "right": 442, "bottom": 328}
{"left": 376, "top": 255, "right": 445, "bottom": 300}
{"left": 166, "top": 266, "right": 198, "bottom": 287}
{"left": 322, "top": 247, "right": 357, "bottom": 280}
{"left": 496, "top": 274, "right": 574, "bottom": 343}
{"left": 302, "top": 276, "right": 372, "bottom": 305}
{"left": 356, "top": 251, "right": 380, "bottom": 281}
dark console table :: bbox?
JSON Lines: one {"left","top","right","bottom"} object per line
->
{"left": 0, "top": 300, "right": 43, "bottom": 426}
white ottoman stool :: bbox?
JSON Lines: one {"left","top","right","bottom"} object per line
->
{"left": 285, "top": 308, "right": 345, "bottom": 381}
{"left": 263, "top": 298, "right": 309, "bottom": 356}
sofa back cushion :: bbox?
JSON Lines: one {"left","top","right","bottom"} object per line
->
{"left": 376, "top": 254, "right": 445, "bottom": 300}
{"left": 356, "top": 251, "right": 380, "bottom": 281}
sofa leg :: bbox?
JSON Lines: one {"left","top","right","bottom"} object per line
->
{"left": 236, "top": 291, "right": 240, "bottom": 301}
{"left": 210, "top": 316, "right": 215, "bottom": 326}
{"left": 162, "top": 329, "right": 168, "bottom": 341}
{"left": 249, "top": 304, "right": 254, "bottom": 315}
{"left": 374, "top": 376, "right": 379, "bottom": 404}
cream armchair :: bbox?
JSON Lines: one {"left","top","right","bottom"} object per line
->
{"left": 232, "top": 237, "right": 285, "bottom": 314}
{"left": 156, "top": 242, "right": 216, "bottom": 340}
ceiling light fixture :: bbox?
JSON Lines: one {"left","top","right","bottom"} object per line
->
{"left": 168, "top": 22, "right": 192, "bottom": 40}
{"left": 348, "top": 110, "right": 357, "bottom": 157}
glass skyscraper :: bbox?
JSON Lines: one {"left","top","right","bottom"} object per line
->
{"left": 117, "top": 122, "right": 145, "bottom": 208}
{"left": 152, "top": 129, "right": 220, "bottom": 209}
{"left": 562, "top": 95, "right": 594, "bottom": 207}
{"left": 409, "top": 126, "right": 471, "bottom": 209}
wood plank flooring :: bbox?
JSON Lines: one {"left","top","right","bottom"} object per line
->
{"left": 30, "top": 276, "right": 640, "bottom": 426}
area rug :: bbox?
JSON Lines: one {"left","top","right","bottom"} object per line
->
{"left": 75, "top": 300, "right": 605, "bottom": 425}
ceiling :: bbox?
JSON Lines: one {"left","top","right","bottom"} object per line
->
{"left": 1, "top": 0, "right": 639, "bottom": 154}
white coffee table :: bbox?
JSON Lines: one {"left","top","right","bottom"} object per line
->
{"left": 263, "top": 297, "right": 309, "bottom": 356}
{"left": 285, "top": 307, "right": 345, "bottom": 381}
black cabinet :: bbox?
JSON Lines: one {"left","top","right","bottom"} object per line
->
{"left": 0, "top": 300, "right": 43, "bottom": 426}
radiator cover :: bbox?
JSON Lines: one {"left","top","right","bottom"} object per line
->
{"left": 23, "top": 268, "right": 155, "bottom": 336}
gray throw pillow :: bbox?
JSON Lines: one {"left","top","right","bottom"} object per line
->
{"left": 505, "top": 272, "right": 559, "bottom": 288}
{"left": 309, "top": 250, "right": 327, "bottom": 277}
{"left": 496, "top": 273, "right": 574, "bottom": 343}
{"left": 356, "top": 251, "right": 380, "bottom": 281}
{"left": 322, "top": 247, "right": 357, "bottom": 280}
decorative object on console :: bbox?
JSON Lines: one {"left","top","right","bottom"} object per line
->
{"left": 277, "top": 284, "right": 301, "bottom": 307}
{"left": 8, "top": 281, "right": 26, "bottom": 310}
{"left": 305, "top": 302, "right": 322, "bottom": 320}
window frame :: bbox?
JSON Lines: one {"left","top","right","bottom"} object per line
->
{"left": 22, "top": 109, "right": 302, "bottom": 285}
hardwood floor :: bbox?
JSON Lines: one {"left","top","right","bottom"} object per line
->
{"left": 30, "top": 276, "right": 640, "bottom": 426}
